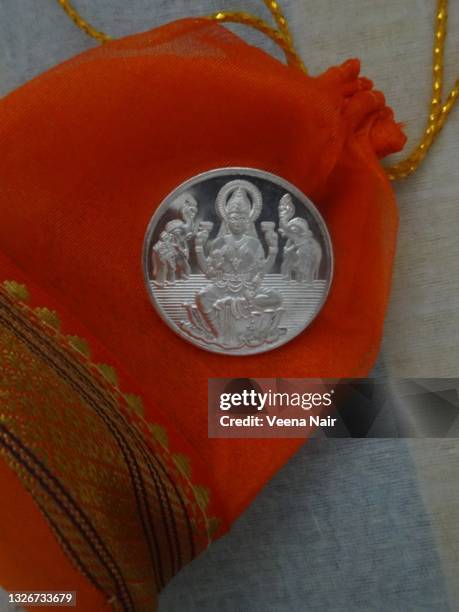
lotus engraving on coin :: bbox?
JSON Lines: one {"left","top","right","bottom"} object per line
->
{"left": 143, "top": 169, "right": 333, "bottom": 355}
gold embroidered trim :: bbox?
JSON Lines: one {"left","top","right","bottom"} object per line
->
{"left": 0, "top": 280, "right": 220, "bottom": 610}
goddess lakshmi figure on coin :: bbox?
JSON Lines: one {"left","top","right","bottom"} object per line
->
{"left": 182, "top": 180, "right": 285, "bottom": 348}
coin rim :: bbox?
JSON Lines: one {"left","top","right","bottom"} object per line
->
{"left": 142, "top": 167, "right": 334, "bottom": 356}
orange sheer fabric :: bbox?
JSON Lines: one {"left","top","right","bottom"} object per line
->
{"left": 0, "top": 18, "right": 405, "bottom": 608}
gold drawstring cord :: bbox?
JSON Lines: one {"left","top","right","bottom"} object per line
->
{"left": 56, "top": 0, "right": 112, "bottom": 43}
{"left": 55, "top": 1, "right": 305, "bottom": 70}
{"left": 386, "top": 0, "right": 458, "bottom": 179}
{"left": 55, "top": 0, "right": 458, "bottom": 181}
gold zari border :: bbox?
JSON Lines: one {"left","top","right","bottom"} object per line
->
{"left": 0, "top": 280, "right": 219, "bottom": 611}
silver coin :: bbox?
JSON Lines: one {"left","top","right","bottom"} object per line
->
{"left": 143, "top": 168, "right": 333, "bottom": 355}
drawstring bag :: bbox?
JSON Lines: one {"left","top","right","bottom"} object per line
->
{"left": 0, "top": 17, "right": 405, "bottom": 611}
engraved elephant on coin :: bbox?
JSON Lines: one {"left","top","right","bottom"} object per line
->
{"left": 151, "top": 194, "right": 198, "bottom": 285}
{"left": 278, "top": 194, "right": 322, "bottom": 283}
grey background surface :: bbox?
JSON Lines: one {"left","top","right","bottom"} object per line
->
{"left": 161, "top": 439, "right": 450, "bottom": 611}
{"left": 0, "top": 2, "right": 458, "bottom": 611}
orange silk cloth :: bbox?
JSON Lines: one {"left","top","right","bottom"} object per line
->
{"left": 0, "top": 17, "right": 405, "bottom": 610}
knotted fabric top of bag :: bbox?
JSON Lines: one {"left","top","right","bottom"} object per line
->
{"left": 0, "top": 17, "right": 405, "bottom": 611}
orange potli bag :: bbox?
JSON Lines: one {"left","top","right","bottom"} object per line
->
{"left": 1, "top": 0, "right": 454, "bottom": 609}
